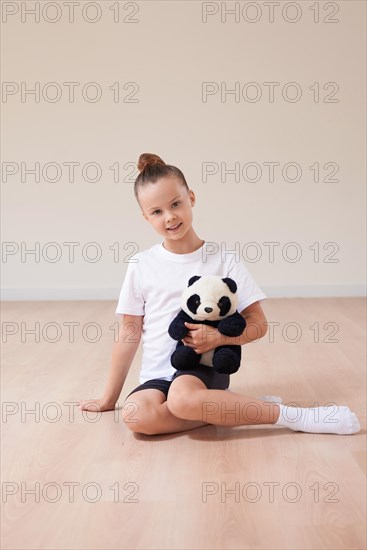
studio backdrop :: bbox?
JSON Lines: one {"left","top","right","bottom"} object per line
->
{"left": 2, "top": 1, "right": 366, "bottom": 300}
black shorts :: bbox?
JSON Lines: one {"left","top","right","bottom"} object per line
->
{"left": 125, "top": 365, "right": 230, "bottom": 400}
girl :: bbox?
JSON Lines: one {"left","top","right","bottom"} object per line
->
{"left": 78, "top": 153, "right": 361, "bottom": 437}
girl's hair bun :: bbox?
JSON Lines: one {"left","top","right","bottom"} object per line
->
{"left": 137, "top": 153, "right": 165, "bottom": 173}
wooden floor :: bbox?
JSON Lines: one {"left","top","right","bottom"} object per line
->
{"left": 1, "top": 298, "right": 366, "bottom": 550}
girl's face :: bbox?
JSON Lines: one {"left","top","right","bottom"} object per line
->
{"left": 139, "top": 176, "right": 196, "bottom": 241}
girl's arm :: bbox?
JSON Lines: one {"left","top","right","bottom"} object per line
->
{"left": 78, "top": 314, "right": 143, "bottom": 412}
{"left": 220, "top": 301, "right": 268, "bottom": 345}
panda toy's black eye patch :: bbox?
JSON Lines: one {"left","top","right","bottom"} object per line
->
{"left": 187, "top": 293, "right": 201, "bottom": 315}
{"left": 218, "top": 296, "right": 231, "bottom": 316}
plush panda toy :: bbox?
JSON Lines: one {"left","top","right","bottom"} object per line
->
{"left": 168, "top": 275, "right": 247, "bottom": 375}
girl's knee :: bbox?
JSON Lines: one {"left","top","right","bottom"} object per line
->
{"left": 167, "top": 376, "right": 207, "bottom": 419}
{"left": 166, "top": 387, "right": 194, "bottom": 419}
{"left": 122, "top": 398, "right": 139, "bottom": 428}
{"left": 122, "top": 400, "right": 161, "bottom": 435}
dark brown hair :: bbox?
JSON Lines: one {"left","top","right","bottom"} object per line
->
{"left": 134, "top": 153, "right": 189, "bottom": 207}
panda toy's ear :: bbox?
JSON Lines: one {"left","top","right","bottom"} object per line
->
{"left": 222, "top": 277, "right": 237, "bottom": 294}
{"left": 188, "top": 275, "right": 201, "bottom": 287}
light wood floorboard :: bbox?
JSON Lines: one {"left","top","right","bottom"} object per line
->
{"left": 1, "top": 298, "right": 366, "bottom": 549}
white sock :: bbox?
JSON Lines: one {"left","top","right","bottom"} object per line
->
{"left": 274, "top": 403, "right": 361, "bottom": 435}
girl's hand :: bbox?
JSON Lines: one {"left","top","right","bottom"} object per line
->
{"left": 78, "top": 397, "right": 115, "bottom": 412}
{"left": 181, "top": 322, "right": 222, "bottom": 354}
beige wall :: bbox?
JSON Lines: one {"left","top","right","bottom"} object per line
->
{"left": 2, "top": 0, "right": 366, "bottom": 299}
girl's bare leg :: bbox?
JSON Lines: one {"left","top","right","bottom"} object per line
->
{"left": 167, "top": 375, "right": 280, "bottom": 426}
{"left": 165, "top": 376, "right": 361, "bottom": 435}
{"left": 122, "top": 388, "right": 210, "bottom": 435}
{"left": 122, "top": 377, "right": 360, "bottom": 436}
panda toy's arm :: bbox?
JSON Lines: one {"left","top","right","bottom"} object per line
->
{"left": 217, "top": 311, "right": 247, "bottom": 337}
{"left": 168, "top": 310, "right": 195, "bottom": 341}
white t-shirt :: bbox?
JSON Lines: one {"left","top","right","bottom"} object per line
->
{"left": 115, "top": 241, "right": 267, "bottom": 384}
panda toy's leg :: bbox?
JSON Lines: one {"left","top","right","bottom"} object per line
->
{"left": 212, "top": 345, "right": 241, "bottom": 375}
{"left": 170, "top": 341, "right": 201, "bottom": 370}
